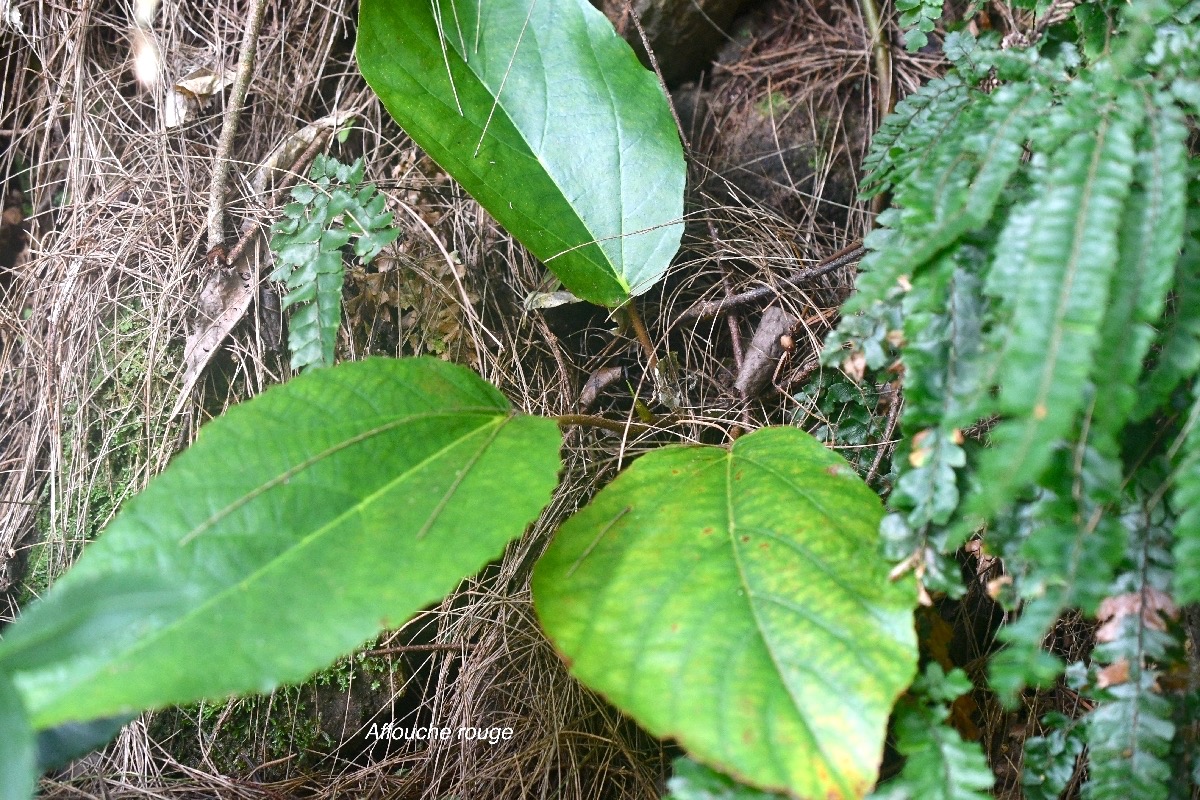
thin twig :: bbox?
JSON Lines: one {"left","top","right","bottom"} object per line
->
{"left": 366, "top": 643, "right": 477, "bottom": 656}
{"left": 710, "top": 220, "right": 749, "bottom": 436}
{"left": 708, "top": 221, "right": 744, "bottom": 371}
{"left": 675, "top": 242, "right": 865, "bottom": 322}
{"left": 206, "top": 0, "right": 268, "bottom": 260}
{"left": 554, "top": 413, "right": 659, "bottom": 437}
{"left": 856, "top": 0, "right": 892, "bottom": 216}
{"left": 867, "top": 387, "right": 903, "bottom": 487}
{"left": 856, "top": 0, "right": 893, "bottom": 122}
{"left": 225, "top": 131, "right": 329, "bottom": 266}
{"left": 624, "top": 1, "right": 691, "bottom": 153}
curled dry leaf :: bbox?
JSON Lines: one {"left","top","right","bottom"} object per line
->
{"left": 250, "top": 111, "right": 356, "bottom": 196}
{"left": 986, "top": 574, "right": 1012, "bottom": 600}
{"left": 909, "top": 428, "right": 933, "bottom": 467}
{"left": 524, "top": 290, "right": 584, "bottom": 311}
{"left": 170, "top": 246, "right": 262, "bottom": 419}
{"left": 1095, "top": 589, "right": 1179, "bottom": 643}
{"left": 1096, "top": 658, "right": 1131, "bottom": 689}
{"left": 842, "top": 349, "right": 867, "bottom": 383}
{"left": 164, "top": 67, "right": 235, "bottom": 129}
{"left": 578, "top": 366, "right": 625, "bottom": 411}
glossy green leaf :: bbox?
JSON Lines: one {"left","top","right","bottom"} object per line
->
{"left": 533, "top": 427, "right": 917, "bottom": 798}
{"left": 0, "top": 674, "right": 36, "bottom": 800}
{"left": 0, "top": 357, "right": 561, "bottom": 729}
{"left": 357, "top": 0, "right": 685, "bottom": 307}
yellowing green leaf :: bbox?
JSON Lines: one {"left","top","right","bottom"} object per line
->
{"left": 533, "top": 427, "right": 917, "bottom": 798}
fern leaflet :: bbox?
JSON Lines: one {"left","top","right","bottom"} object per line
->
{"left": 268, "top": 155, "right": 400, "bottom": 372}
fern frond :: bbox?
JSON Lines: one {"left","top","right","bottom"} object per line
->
{"left": 861, "top": 75, "right": 972, "bottom": 199}
{"left": 871, "top": 666, "right": 995, "bottom": 800}
{"left": 1092, "top": 93, "right": 1189, "bottom": 445}
{"left": 1134, "top": 171, "right": 1200, "bottom": 421}
{"left": 1087, "top": 677, "right": 1176, "bottom": 799}
{"left": 1172, "top": 387, "right": 1200, "bottom": 604}
{"left": 896, "top": 0, "right": 942, "bottom": 52}
{"left": 987, "top": 441, "right": 1126, "bottom": 702}
{"left": 968, "top": 85, "right": 1143, "bottom": 519}
{"left": 268, "top": 155, "right": 400, "bottom": 372}
{"left": 851, "top": 81, "right": 1047, "bottom": 313}
{"left": 883, "top": 253, "right": 989, "bottom": 586}
{"left": 1022, "top": 715, "right": 1085, "bottom": 800}
{"left": 1084, "top": 520, "right": 1178, "bottom": 800}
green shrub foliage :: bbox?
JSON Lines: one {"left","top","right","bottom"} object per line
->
{"left": 824, "top": 0, "right": 1200, "bottom": 796}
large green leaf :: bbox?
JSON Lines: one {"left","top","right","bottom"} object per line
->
{"left": 533, "top": 427, "right": 917, "bottom": 798}
{"left": 357, "top": 0, "right": 685, "bottom": 307}
{"left": 0, "top": 675, "right": 36, "bottom": 800}
{"left": 0, "top": 357, "right": 561, "bottom": 729}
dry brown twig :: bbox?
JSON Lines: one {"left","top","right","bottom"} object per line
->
{"left": 206, "top": 0, "right": 268, "bottom": 261}
{"left": 674, "top": 242, "right": 865, "bottom": 322}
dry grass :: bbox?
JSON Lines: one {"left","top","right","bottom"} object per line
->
{"left": 0, "top": 0, "right": 936, "bottom": 796}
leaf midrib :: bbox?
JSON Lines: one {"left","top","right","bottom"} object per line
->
{"left": 179, "top": 409, "right": 503, "bottom": 546}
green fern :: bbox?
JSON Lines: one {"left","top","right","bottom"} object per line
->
{"left": 1135, "top": 176, "right": 1200, "bottom": 422}
{"left": 268, "top": 155, "right": 400, "bottom": 372}
{"left": 870, "top": 666, "right": 994, "bottom": 800}
{"left": 860, "top": 73, "right": 972, "bottom": 201}
{"left": 1083, "top": 514, "right": 1178, "bottom": 800}
{"left": 969, "top": 81, "right": 1142, "bottom": 520}
{"left": 825, "top": 0, "right": 1200, "bottom": 794}
{"left": 1021, "top": 713, "right": 1085, "bottom": 800}
{"left": 895, "top": 0, "right": 943, "bottom": 51}
{"left": 1091, "top": 95, "right": 1189, "bottom": 446}
{"left": 1172, "top": 379, "right": 1200, "bottom": 604}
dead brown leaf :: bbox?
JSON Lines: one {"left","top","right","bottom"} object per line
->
{"left": 1095, "top": 588, "right": 1179, "bottom": 643}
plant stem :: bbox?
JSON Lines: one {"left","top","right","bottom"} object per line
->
{"left": 856, "top": 0, "right": 893, "bottom": 123}
{"left": 623, "top": 302, "right": 659, "bottom": 372}
{"left": 206, "top": 0, "right": 268, "bottom": 260}
{"left": 623, "top": 0, "right": 691, "bottom": 153}
{"left": 554, "top": 413, "right": 657, "bottom": 436}
{"left": 225, "top": 130, "right": 330, "bottom": 266}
